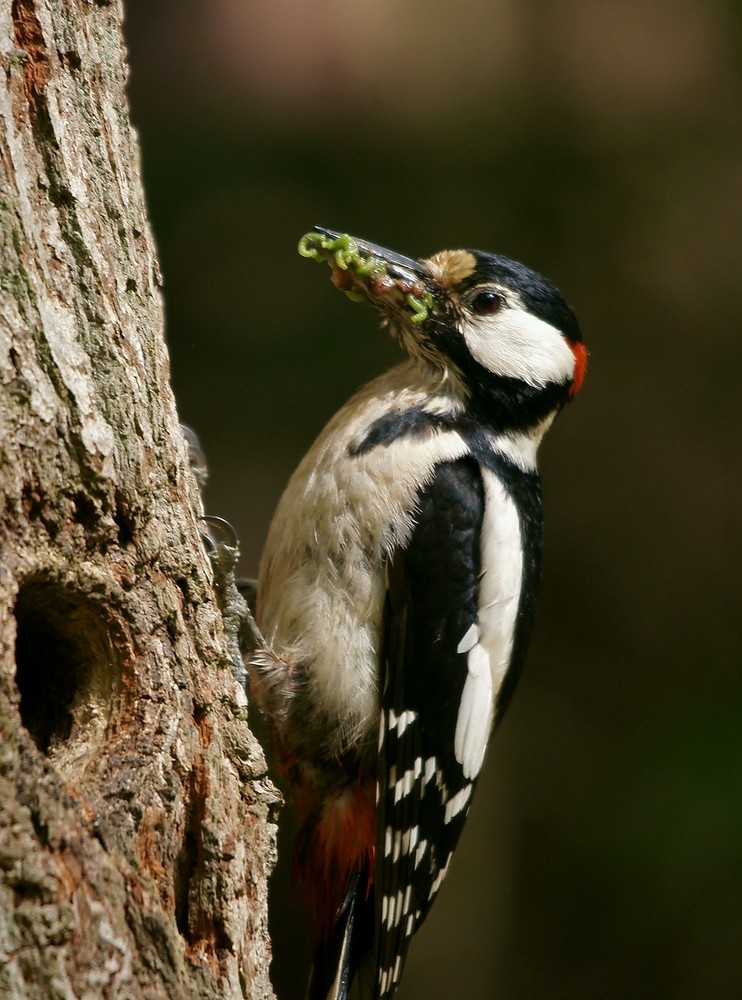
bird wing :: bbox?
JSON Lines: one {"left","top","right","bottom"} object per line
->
{"left": 374, "top": 457, "right": 489, "bottom": 998}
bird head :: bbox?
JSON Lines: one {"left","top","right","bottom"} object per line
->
{"left": 299, "top": 228, "right": 587, "bottom": 431}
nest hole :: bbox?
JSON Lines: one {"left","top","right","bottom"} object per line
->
{"left": 14, "top": 582, "right": 120, "bottom": 765}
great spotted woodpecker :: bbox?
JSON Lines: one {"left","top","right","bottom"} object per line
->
{"left": 251, "top": 229, "right": 587, "bottom": 999}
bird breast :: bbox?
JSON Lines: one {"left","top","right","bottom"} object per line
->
{"left": 256, "top": 364, "right": 470, "bottom": 752}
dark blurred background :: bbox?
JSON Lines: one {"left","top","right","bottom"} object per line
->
{"left": 124, "top": 2, "right": 741, "bottom": 996}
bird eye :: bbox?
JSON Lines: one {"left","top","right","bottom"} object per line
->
{"left": 470, "top": 290, "right": 504, "bottom": 316}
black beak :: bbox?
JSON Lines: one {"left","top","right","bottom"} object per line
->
{"left": 313, "top": 227, "right": 424, "bottom": 284}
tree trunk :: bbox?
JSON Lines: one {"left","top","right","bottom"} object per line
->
{"left": 0, "top": 2, "right": 278, "bottom": 997}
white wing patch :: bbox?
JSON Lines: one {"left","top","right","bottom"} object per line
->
{"left": 427, "top": 854, "right": 451, "bottom": 900}
{"left": 456, "top": 622, "right": 479, "bottom": 654}
{"left": 389, "top": 708, "right": 416, "bottom": 736}
{"left": 453, "top": 472, "right": 523, "bottom": 779}
{"left": 393, "top": 759, "right": 423, "bottom": 803}
{"left": 454, "top": 642, "right": 493, "bottom": 779}
{"left": 444, "top": 783, "right": 473, "bottom": 824}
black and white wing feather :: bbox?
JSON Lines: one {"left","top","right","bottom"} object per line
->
{"left": 374, "top": 457, "right": 488, "bottom": 998}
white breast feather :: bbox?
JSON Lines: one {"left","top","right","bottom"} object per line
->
{"left": 257, "top": 362, "right": 468, "bottom": 746}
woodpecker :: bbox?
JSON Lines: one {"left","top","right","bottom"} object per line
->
{"left": 251, "top": 228, "right": 587, "bottom": 999}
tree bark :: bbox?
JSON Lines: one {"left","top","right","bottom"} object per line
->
{"left": 0, "top": 2, "right": 278, "bottom": 997}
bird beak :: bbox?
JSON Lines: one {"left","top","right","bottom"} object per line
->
{"left": 298, "top": 227, "right": 436, "bottom": 325}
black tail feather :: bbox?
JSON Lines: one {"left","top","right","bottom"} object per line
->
{"left": 307, "top": 866, "right": 374, "bottom": 1000}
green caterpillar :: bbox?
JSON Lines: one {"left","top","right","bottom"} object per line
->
{"left": 298, "top": 231, "right": 434, "bottom": 324}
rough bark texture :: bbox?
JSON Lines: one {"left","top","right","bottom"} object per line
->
{"left": 0, "top": 1, "right": 278, "bottom": 997}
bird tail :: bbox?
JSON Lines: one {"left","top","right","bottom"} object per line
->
{"left": 306, "top": 865, "right": 374, "bottom": 1000}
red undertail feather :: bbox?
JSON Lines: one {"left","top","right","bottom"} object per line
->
{"left": 294, "top": 778, "right": 376, "bottom": 945}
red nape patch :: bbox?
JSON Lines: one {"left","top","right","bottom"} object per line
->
{"left": 569, "top": 342, "right": 588, "bottom": 397}
{"left": 293, "top": 778, "right": 376, "bottom": 945}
